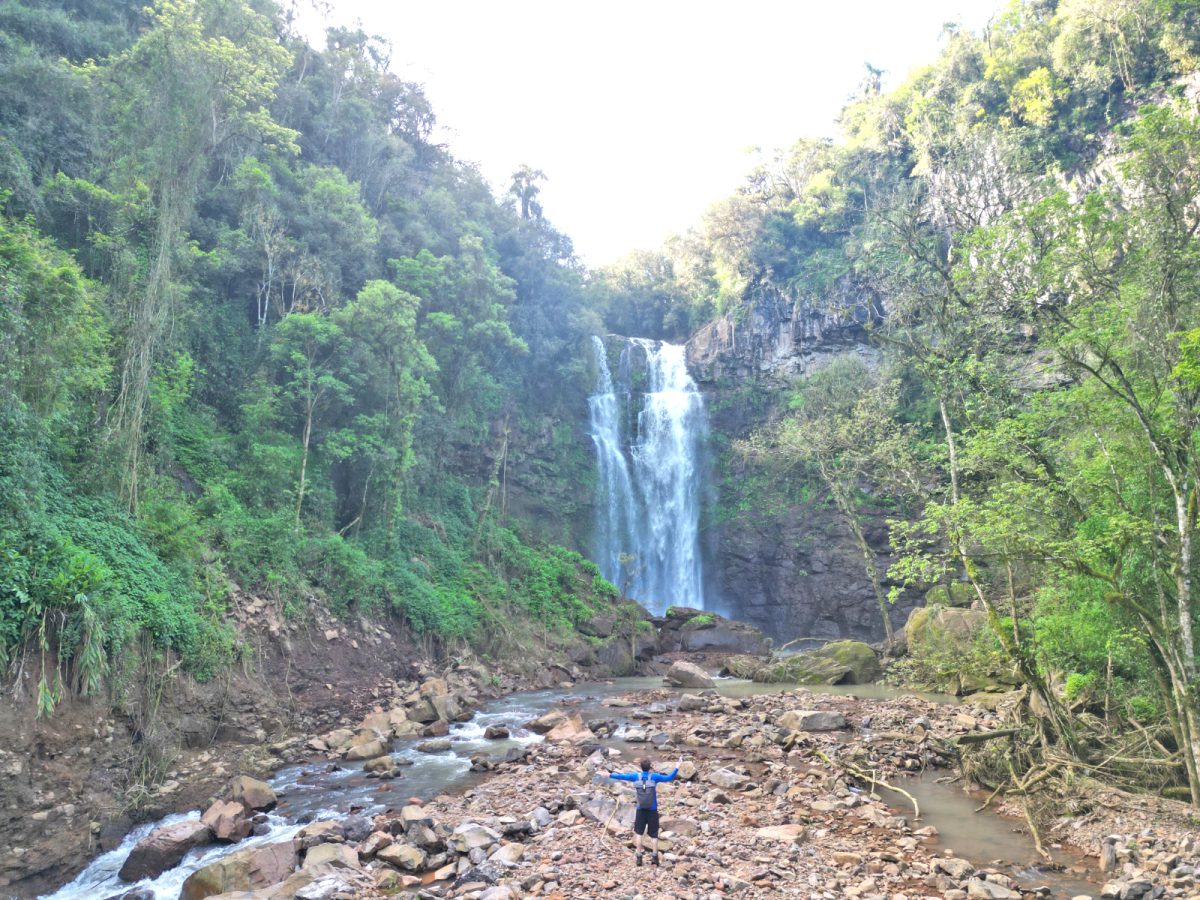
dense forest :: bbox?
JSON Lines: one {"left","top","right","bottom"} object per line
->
{"left": 3, "top": 0, "right": 1200, "bottom": 823}
{"left": 0, "top": 0, "right": 625, "bottom": 717}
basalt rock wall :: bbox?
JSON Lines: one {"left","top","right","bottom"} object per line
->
{"left": 687, "top": 294, "right": 918, "bottom": 645}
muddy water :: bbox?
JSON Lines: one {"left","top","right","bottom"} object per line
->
{"left": 45, "top": 677, "right": 1098, "bottom": 899}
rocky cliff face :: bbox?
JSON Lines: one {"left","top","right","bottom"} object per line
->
{"left": 687, "top": 293, "right": 917, "bottom": 645}
{"left": 687, "top": 288, "right": 882, "bottom": 386}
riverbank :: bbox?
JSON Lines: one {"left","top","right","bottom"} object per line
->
{"left": 65, "top": 677, "right": 1200, "bottom": 900}
{"left": 0, "top": 587, "right": 654, "bottom": 899}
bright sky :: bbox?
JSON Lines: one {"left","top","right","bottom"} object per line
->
{"left": 297, "top": 0, "right": 999, "bottom": 266}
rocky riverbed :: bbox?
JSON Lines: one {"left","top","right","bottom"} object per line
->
{"left": 59, "top": 674, "right": 1200, "bottom": 900}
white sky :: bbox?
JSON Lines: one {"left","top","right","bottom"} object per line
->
{"left": 297, "top": 1, "right": 999, "bottom": 266}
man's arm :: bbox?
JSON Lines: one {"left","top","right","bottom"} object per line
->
{"left": 609, "top": 772, "right": 637, "bottom": 782}
{"left": 651, "top": 768, "right": 679, "bottom": 782}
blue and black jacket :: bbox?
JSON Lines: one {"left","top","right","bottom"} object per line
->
{"left": 609, "top": 767, "right": 678, "bottom": 810}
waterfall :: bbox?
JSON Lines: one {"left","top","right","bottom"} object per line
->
{"left": 587, "top": 335, "right": 707, "bottom": 614}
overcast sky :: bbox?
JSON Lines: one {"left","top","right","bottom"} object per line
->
{"left": 296, "top": 1, "right": 999, "bottom": 266}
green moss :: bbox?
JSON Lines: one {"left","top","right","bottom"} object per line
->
{"left": 755, "top": 640, "right": 880, "bottom": 685}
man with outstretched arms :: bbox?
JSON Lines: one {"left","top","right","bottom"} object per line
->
{"left": 605, "top": 757, "right": 679, "bottom": 867}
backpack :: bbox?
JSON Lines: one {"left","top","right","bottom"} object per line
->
{"left": 634, "top": 773, "right": 656, "bottom": 810}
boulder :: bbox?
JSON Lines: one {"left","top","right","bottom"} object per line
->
{"left": 296, "top": 820, "right": 343, "bottom": 849}
{"left": 934, "top": 857, "right": 976, "bottom": 879}
{"left": 966, "top": 878, "right": 1022, "bottom": 899}
{"left": 358, "top": 831, "right": 393, "bottom": 859}
{"left": 664, "top": 660, "right": 715, "bottom": 689}
{"left": 229, "top": 776, "right": 277, "bottom": 812}
{"left": 448, "top": 823, "right": 501, "bottom": 853}
{"left": 419, "top": 677, "right": 448, "bottom": 697}
{"left": 719, "top": 654, "right": 765, "bottom": 680}
{"left": 416, "top": 738, "right": 452, "bottom": 753}
{"left": 754, "top": 824, "right": 807, "bottom": 843}
{"left": 377, "top": 842, "right": 426, "bottom": 871}
{"left": 483, "top": 724, "right": 509, "bottom": 739}
{"left": 358, "top": 709, "right": 389, "bottom": 730}
{"left": 680, "top": 621, "right": 770, "bottom": 656}
{"left": 903, "top": 605, "right": 987, "bottom": 653}
{"left": 754, "top": 641, "right": 880, "bottom": 685}
{"left": 406, "top": 699, "right": 439, "bottom": 724}
{"left": 431, "top": 693, "right": 464, "bottom": 722}
{"left": 523, "top": 709, "right": 567, "bottom": 734}
{"left": 544, "top": 713, "right": 595, "bottom": 744}
{"left": 491, "top": 843, "right": 525, "bottom": 865}
{"left": 595, "top": 638, "right": 637, "bottom": 676}
{"left": 398, "top": 804, "right": 432, "bottom": 831}
{"left": 303, "top": 842, "right": 359, "bottom": 870}
{"left": 706, "top": 768, "right": 749, "bottom": 790}
{"left": 321, "top": 728, "right": 354, "bottom": 751}
{"left": 200, "top": 800, "right": 251, "bottom": 843}
{"left": 118, "top": 818, "right": 213, "bottom": 882}
{"left": 344, "top": 739, "right": 389, "bottom": 761}
{"left": 180, "top": 841, "right": 298, "bottom": 900}
{"left": 902, "top": 606, "right": 1019, "bottom": 694}
{"left": 776, "top": 709, "right": 848, "bottom": 732}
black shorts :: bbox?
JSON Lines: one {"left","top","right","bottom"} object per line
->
{"left": 633, "top": 807, "right": 660, "bottom": 837}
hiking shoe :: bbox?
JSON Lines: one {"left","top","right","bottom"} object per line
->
{"left": 635, "top": 853, "right": 643, "bottom": 867}
{"left": 651, "top": 853, "right": 660, "bottom": 866}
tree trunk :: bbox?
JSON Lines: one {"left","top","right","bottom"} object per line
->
{"left": 828, "top": 474, "right": 893, "bottom": 644}
{"left": 295, "top": 397, "right": 313, "bottom": 529}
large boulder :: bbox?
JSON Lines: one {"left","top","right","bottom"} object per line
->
{"left": 719, "top": 654, "right": 765, "bottom": 680}
{"left": 777, "top": 709, "right": 848, "bottom": 732}
{"left": 302, "top": 842, "right": 359, "bottom": 870}
{"left": 376, "top": 842, "right": 426, "bottom": 871}
{"left": 544, "top": 713, "right": 595, "bottom": 744}
{"left": 344, "top": 739, "right": 389, "bottom": 761}
{"left": 664, "top": 660, "right": 715, "bottom": 689}
{"left": 523, "top": 709, "right": 568, "bottom": 735}
{"left": 754, "top": 641, "right": 880, "bottom": 685}
{"left": 448, "top": 823, "right": 501, "bottom": 854}
{"left": 901, "top": 605, "right": 1020, "bottom": 695}
{"left": 118, "top": 818, "right": 213, "bottom": 882}
{"left": 180, "top": 841, "right": 298, "bottom": 900}
{"left": 230, "top": 776, "right": 277, "bottom": 812}
{"left": 658, "top": 608, "right": 771, "bottom": 656}
{"left": 706, "top": 768, "right": 750, "bottom": 790}
{"left": 200, "top": 800, "right": 251, "bottom": 842}
{"left": 902, "top": 605, "right": 987, "bottom": 654}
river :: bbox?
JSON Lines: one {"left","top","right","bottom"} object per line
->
{"left": 46, "top": 678, "right": 1098, "bottom": 899}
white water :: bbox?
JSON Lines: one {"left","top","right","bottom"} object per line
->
{"left": 588, "top": 336, "right": 707, "bottom": 614}
{"left": 41, "top": 690, "right": 575, "bottom": 900}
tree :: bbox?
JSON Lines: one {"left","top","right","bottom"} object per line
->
{"left": 332, "top": 280, "right": 435, "bottom": 539}
{"left": 269, "top": 312, "right": 351, "bottom": 528}
{"left": 93, "top": 0, "right": 295, "bottom": 512}
{"left": 508, "top": 165, "right": 546, "bottom": 221}
{"left": 744, "top": 357, "right": 920, "bottom": 644}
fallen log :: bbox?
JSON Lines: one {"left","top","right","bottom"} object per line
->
{"left": 954, "top": 728, "right": 1019, "bottom": 745}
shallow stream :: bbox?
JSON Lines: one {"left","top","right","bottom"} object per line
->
{"left": 44, "top": 678, "right": 1099, "bottom": 899}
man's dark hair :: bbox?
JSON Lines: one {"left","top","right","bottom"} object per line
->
{"left": 639, "top": 758, "right": 652, "bottom": 772}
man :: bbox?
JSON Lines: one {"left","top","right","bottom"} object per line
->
{"left": 607, "top": 757, "right": 679, "bottom": 867}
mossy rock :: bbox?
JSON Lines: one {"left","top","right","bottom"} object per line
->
{"left": 923, "top": 582, "right": 974, "bottom": 608}
{"left": 753, "top": 640, "right": 880, "bottom": 685}
{"left": 903, "top": 606, "right": 987, "bottom": 655}
{"left": 719, "top": 654, "right": 765, "bottom": 679}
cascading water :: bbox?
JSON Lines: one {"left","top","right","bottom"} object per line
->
{"left": 587, "top": 335, "right": 707, "bottom": 614}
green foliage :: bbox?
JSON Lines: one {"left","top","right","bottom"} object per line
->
{"left": 0, "top": 0, "right": 622, "bottom": 715}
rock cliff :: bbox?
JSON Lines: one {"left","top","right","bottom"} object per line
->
{"left": 687, "top": 292, "right": 916, "bottom": 645}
